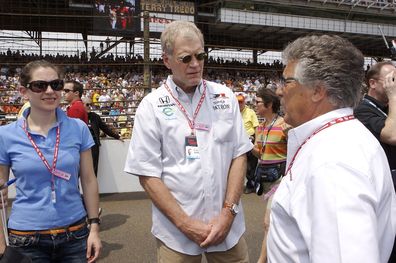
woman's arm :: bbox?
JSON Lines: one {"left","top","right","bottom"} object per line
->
{"left": 79, "top": 150, "right": 102, "bottom": 263}
{"left": 0, "top": 165, "right": 10, "bottom": 254}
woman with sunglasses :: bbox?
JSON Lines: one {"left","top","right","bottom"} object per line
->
{"left": 253, "top": 87, "right": 290, "bottom": 263}
{"left": 0, "top": 60, "right": 102, "bottom": 262}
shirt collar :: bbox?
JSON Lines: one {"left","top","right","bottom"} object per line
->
{"left": 18, "top": 107, "right": 67, "bottom": 129}
{"left": 70, "top": 99, "right": 83, "bottom": 106}
{"left": 166, "top": 76, "right": 204, "bottom": 99}
{"left": 364, "top": 94, "right": 388, "bottom": 112}
{"left": 288, "top": 107, "right": 353, "bottom": 148}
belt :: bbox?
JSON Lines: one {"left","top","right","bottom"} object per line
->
{"left": 9, "top": 222, "right": 86, "bottom": 236}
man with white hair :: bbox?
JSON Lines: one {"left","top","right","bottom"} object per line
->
{"left": 125, "top": 20, "right": 252, "bottom": 262}
{"left": 267, "top": 35, "right": 396, "bottom": 263}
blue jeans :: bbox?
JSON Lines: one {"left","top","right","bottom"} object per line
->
{"left": 8, "top": 225, "right": 89, "bottom": 263}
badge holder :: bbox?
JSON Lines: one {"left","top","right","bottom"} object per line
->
{"left": 185, "top": 135, "right": 200, "bottom": 160}
{"left": 0, "top": 190, "right": 32, "bottom": 263}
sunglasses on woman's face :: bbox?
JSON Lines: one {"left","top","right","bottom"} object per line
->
{"left": 177, "top": 52, "right": 207, "bottom": 64}
{"left": 26, "top": 79, "right": 64, "bottom": 93}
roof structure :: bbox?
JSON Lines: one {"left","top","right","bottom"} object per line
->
{"left": 1, "top": 0, "right": 395, "bottom": 58}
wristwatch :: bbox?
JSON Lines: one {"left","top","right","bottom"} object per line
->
{"left": 88, "top": 217, "right": 101, "bottom": 225}
{"left": 223, "top": 202, "right": 239, "bottom": 216}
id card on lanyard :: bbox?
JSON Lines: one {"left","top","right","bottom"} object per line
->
{"left": 22, "top": 121, "right": 71, "bottom": 204}
{"left": 164, "top": 81, "right": 208, "bottom": 160}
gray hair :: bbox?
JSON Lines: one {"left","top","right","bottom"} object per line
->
{"left": 161, "top": 20, "right": 204, "bottom": 55}
{"left": 282, "top": 35, "right": 364, "bottom": 108}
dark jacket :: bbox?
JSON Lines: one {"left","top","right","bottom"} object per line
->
{"left": 88, "top": 111, "right": 120, "bottom": 146}
{"left": 354, "top": 95, "right": 396, "bottom": 170}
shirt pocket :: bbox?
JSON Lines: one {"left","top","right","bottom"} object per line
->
{"left": 213, "top": 113, "right": 234, "bottom": 143}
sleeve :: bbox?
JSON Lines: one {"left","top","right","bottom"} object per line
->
{"left": 281, "top": 120, "right": 292, "bottom": 140}
{"left": 124, "top": 97, "right": 163, "bottom": 177}
{"left": 97, "top": 114, "right": 120, "bottom": 139}
{"left": 79, "top": 120, "right": 95, "bottom": 152}
{"left": 306, "top": 162, "right": 382, "bottom": 263}
{"left": 0, "top": 128, "right": 10, "bottom": 165}
{"left": 354, "top": 105, "right": 385, "bottom": 140}
{"left": 252, "top": 110, "right": 259, "bottom": 128}
{"left": 231, "top": 95, "right": 253, "bottom": 158}
{"left": 67, "top": 106, "right": 85, "bottom": 121}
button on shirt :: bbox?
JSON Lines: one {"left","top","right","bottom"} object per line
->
{"left": 267, "top": 108, "right": 396, "bottom": 263}
{"left": 124, "top": 76, "right": 253, "bottom": 255}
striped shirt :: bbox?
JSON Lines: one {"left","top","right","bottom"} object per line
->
{"left": 255, "top": 116, "right": 290, "bottom": 164}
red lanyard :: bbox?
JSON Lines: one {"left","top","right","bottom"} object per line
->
{"left": 286, "top": 115, "right": 354, "bottom": 180}
{"left": 22, "top": 120, "right": 60, "bottom": 192}
{"left": 164, "top": 80, "right": 207, "bottom": 135}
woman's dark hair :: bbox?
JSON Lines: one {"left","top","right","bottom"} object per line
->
{"left": 257, "top": 88, "right": 280, "bottom": 113}
{"left": 20, "top": 60, "right": 63, "bottom": 87}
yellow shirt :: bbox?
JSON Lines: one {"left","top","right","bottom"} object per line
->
{"left": 92, "top": 93, "right": 100, "bottom": 106}
{"left": 241, "top": 106, "right": 259, "bottom": 136}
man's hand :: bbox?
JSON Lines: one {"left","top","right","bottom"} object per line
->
{"left": 179, "top": 218, "right": 212, "bottom": 245}
{"left": 384, "top": 70, "right": 396, "bottom": 99}
{"left": 200, "top": 208, "right": 234, "bottom": 248}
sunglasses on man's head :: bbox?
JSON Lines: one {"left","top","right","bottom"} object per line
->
{"left": 177, "top": 52, "right": 207, "bottom": 64}
{"left": 26, "top": 79, "right": 64, "bottom": 93}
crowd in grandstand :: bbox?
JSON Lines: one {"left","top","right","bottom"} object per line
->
{"left": 0, "top": 59, "right": 283, "bottom": 136}
{"left": 0, "top": 49, "right": 284, "bottom": 69}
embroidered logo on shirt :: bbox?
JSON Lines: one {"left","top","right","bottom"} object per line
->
{"left": 212, "top": 99, "right": 231, "bottom": 111}
{"left": 162, "top": 107, "right": 177, "bottom": 120}
{"left": 210, "top": 93, "right": 229, "bottom": 99}
{"left": 157, "top": 96, "right": 176, "bottom": 108}
{"left": 159, "top": 95, "right": 171, "bottom": 104}
{"left": 162, "top": 107, "right": 174, "bottom": 116}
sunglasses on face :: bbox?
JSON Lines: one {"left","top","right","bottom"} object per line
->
{"left": 177, "top": 52, "right": 207, "bottom": 64}
{"left": 63, "top": 89, "right": 74, "bottom": 93}
{"left": 26, "top": 79, "right": 64, "bottom": 93}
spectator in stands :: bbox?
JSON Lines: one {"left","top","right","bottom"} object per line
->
{"left": 253, "top": 88, "right": 290, "bottom": 263}
{"left": 98, "top": 90, "right": 111, "bottom": 109}
{"left": 354, "top": 61, "right": 396, "bottom": 262}
{"left": 83, "top": 99, "right": 123, "bottom": 177}
{"left": 0, "top": 60, "right": 101, "bottom": 262}
{"left": 92, "top": 89, "right": 101, "bottom": 109}
{"left": 64, "top": 80, "right": 88, "bottom": 124}
{"left": 124, "top": 20, "right": 252, "bottom": 262}
{"left": 267, "top": 35, "right": 396, "bottom": 263}
{"left": 236, "top": 93, "right": 259, "bottom": 194}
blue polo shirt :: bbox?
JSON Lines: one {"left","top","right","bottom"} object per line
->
{"left": 0, "top": 108, "right": 94, "bottom": 230}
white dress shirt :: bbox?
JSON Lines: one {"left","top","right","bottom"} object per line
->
{"left": 125, "top": 76, "right": 253, "bottom": 255}
{"left": 268, "top": 108, "right": 396, "bottom": 263}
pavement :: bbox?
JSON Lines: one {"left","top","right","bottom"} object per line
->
{"left": 98, "top": 192, "right": 265, "bottom": 263}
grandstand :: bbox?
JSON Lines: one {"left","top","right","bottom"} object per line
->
{"left": 1, "top": 0, "right": 396, "bottom": 135}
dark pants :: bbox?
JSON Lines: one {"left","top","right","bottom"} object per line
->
{"left": 91, "top": 144, "right": 100, "bottom": 177}
{"left": 246, "top": 150, "right": 258, "bottom": 189}
{"left": 9, "top": 220, "right": 89, "bottom": 263}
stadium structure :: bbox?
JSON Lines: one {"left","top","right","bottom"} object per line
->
{"left": 1, "top": 0, "right": 396, "bottom": 61}
{"left": 1, "top": 0, "right": 396, "bottom": 130}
